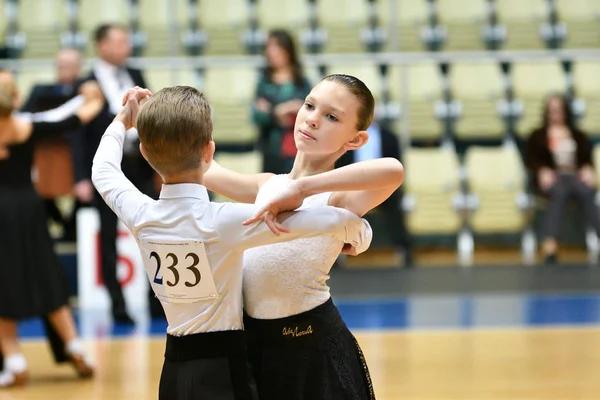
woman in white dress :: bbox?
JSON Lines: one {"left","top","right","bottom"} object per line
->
{"left": 205, "top": 74, "right": 404, "bottom": 399}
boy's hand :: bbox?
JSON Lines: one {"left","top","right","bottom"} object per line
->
{"left": 242, "top": 182, "right": 306, "bottom": 235}
{"left": 0, "top": 146, "right": 9, "bottom": 160}
{"left": 115, "top": 87, "right": 152, "bottom": 130}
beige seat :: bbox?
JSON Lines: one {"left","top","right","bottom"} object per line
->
{"left": 403, "top": 147, "right": 462, "bottom": 235}
{"left": 495, "top": 0, "right": 547, "bottom": 50}
{"left": 378, "top": 0, "right": 428, "bottom": 51}
{"left": 211, "top": 151, "right": 262, "bottom": 202}
{"left": 512, "top": 61, "right": 566, "bottom": 139}
{"left": 257, "top": 0, "right": 309, "bottom": 29}
{"left": 390, "top": 63, "right": 442, "bottom": 142}
{"left": 172, "top": 0, "right": 247, "bottom": 55}
{"left": 556, "top": 0, "right": 600, "bottom": 48}
{"left": 437, "top": 0, "right": 488, "bottom": 51}
{"left": 16, "top": 0, "right": 66, "bottom": 58}
{"left": 463, "top": 145, "right": 535, "bottom": 264}
{"left": 203, "top": 66, "right": 259, "bottom": 145}
{"left": 449, "top": 62, "right": 505, "bottom": 140}
{"left": 144, "top": 68, "right": 201, "bottom": 92}
{"left": 464, "top": 146, "right": 528, "bottom": 234}
{"left": 573, "top": 61, "right": 600, "bottom": 136}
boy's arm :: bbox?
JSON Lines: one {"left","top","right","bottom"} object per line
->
{"left": 217, "top": 203, "right": 372, "bottom": 252}
{"left": 204, "top": 160, "right": 273, "bottom": 204}
{"left": 91, "top": 120, "right": 152, "bottom": 228}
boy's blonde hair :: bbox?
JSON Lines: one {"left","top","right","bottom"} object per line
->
{"left": 136, "top": 86, "right": 213, "bottom": 175}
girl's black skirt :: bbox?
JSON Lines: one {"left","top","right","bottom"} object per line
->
{"left": 160, "top": 330, "right": 258, "bottom": 400}
{"left": 244, "top": 298, "right": 376, "bottom": 400}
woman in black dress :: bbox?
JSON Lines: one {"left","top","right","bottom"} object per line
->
{"left": 0, "top": 69, "right": 103, "bottom": 387}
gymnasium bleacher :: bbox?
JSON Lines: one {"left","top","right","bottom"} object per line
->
{"left": 3, "top": 0, "right": 600, "bottom": 266}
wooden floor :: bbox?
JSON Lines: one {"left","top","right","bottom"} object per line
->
{"left": 3, "top": 328, "right": 600, "bottom": 400}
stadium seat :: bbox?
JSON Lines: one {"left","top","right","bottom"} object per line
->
{"left": 436, "top": 0, "right": 488, "bottom": 50}
{"left": 464, "top": 145, "right": 528, "bottom": 234}
{"left": 203, "top": 66, "right": 257, "bottom": 104}
{"left": 257, "top": 0, "right": 309, "bottom": 29}
{"left": 402, "top": 147, "right": 463, "bottom": 235}
{"left": 316, "top": 0, "right": 369, "bottom": 53}
{"left": 463, "top": 145, "right": 535, "bottom": 264}
{"left": 203, "top": 66, "right": 259, "bottom": 145}
{"left": 16, "top": 0, "right": 66, "bottom": 58}
{"left": 390, "top": 63, "right": 443, "bottom": 142}
{"left": 378, "top": 0, "right": 428, "bottom": 51}
{"left": 79, "top": 0, "right": 128, "bottom": 34}
{"left": 512, "top": 61, "right": 566, "bottom": 138}
{"left": 211, "top": 151, "right": 262, "bottom": 202}
{"left": 144, "top": 68, "right": 201, "bottom": 92}
{"left": 556, "top": 0, "right": 600, "bottom": 48}
{"left": 137, "top": 0, "right": 171, "bottom": 57}
{"left": 449, "top": 61, "right": 505, "bottom": 141}
{"left": 573, "top": 61, "right": 600, "bottom": 136}
{"left": 495, "top": 0, "right": 547, "bottom": 49}
{"left": 172, "top": 0, "right": 247, "bottom": 55}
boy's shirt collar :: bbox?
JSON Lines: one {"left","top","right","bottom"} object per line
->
{"left": 159, "top": 183, "right": 210, "bottom": 202}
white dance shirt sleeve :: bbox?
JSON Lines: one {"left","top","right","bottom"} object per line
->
{"left": 91, "top": 121, "right": 152, "bottom": 229}
{"left": 216, "top": 203, "right": 368, "bottom": 251}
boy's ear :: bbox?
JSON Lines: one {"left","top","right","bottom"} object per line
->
{"left": 201, "top": 141, "right": 216, "bottom": 173}
{"left": 344, "top": 130, "right": 369, "bottom": 151}
{"left": 139, "top": 142, "right": 148, "bottom": 161}
{"left": 203, "top": 141, "right": 216, "bottom": 165}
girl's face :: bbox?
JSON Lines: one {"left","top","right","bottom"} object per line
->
{"left": 294, "top": 80, "right": 368, "bottom": 156}
{"left": 265, "top": 38, "right": 290, "bottom": 70}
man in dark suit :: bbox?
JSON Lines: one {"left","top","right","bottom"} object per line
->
{"left": 337, "top": 122, "right": 413, "bottom": 266}
{"left": 72, "top": 24, "right": 161, "bottom": 323}
{"left": 22, "top": 47, "right": 84, "bottom": 241}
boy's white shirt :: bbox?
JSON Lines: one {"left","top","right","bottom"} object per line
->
{"left": 91, "top": 121, "right": 373, "bottom": 335}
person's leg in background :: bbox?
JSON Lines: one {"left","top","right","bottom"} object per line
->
{"left": 379, "top": 190, "right": 414, "bottom": 267}
{"left": 542, "top": 174, "right": 572, "bottom": 264}
{"left": 571, "top": 177, "right": 600, "bottom": 256}
{"left": 96, "top": 196, "right": 134, "bottom": 324}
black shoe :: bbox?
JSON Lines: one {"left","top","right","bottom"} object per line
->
{"left": 112, "top": 311, "right": 135, "bottom": 325}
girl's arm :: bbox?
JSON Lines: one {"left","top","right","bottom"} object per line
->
{"left": 299, "top": 158, "right": 404, "bottom": 216}
{"left": 204, "top": 160, "right": 274, "bottom": 204}
{"left": 242, "top": 158, "right": 404, "bottom": 227}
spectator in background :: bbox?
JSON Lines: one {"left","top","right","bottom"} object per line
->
{"left": 252, "top": 29, "right": 312, "bottom": 174}
{"left": 337, "top": 121, "right": 414, "bottom": 266}
{"left": 22, "top": 47, "right": 83, "bottom": 241}
{"left": 526, "top": 94, "right": 600, "bottom": 264}
{"left": 72, "top": 24, "right": 159, "bottom": 323}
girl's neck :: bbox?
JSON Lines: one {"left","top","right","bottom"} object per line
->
{"left": 288, "top": 151, "right": 339, "bottom": 180}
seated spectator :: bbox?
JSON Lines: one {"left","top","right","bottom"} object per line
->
{"left": 526, "top": 94, "right": 600, "bottom": 264}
